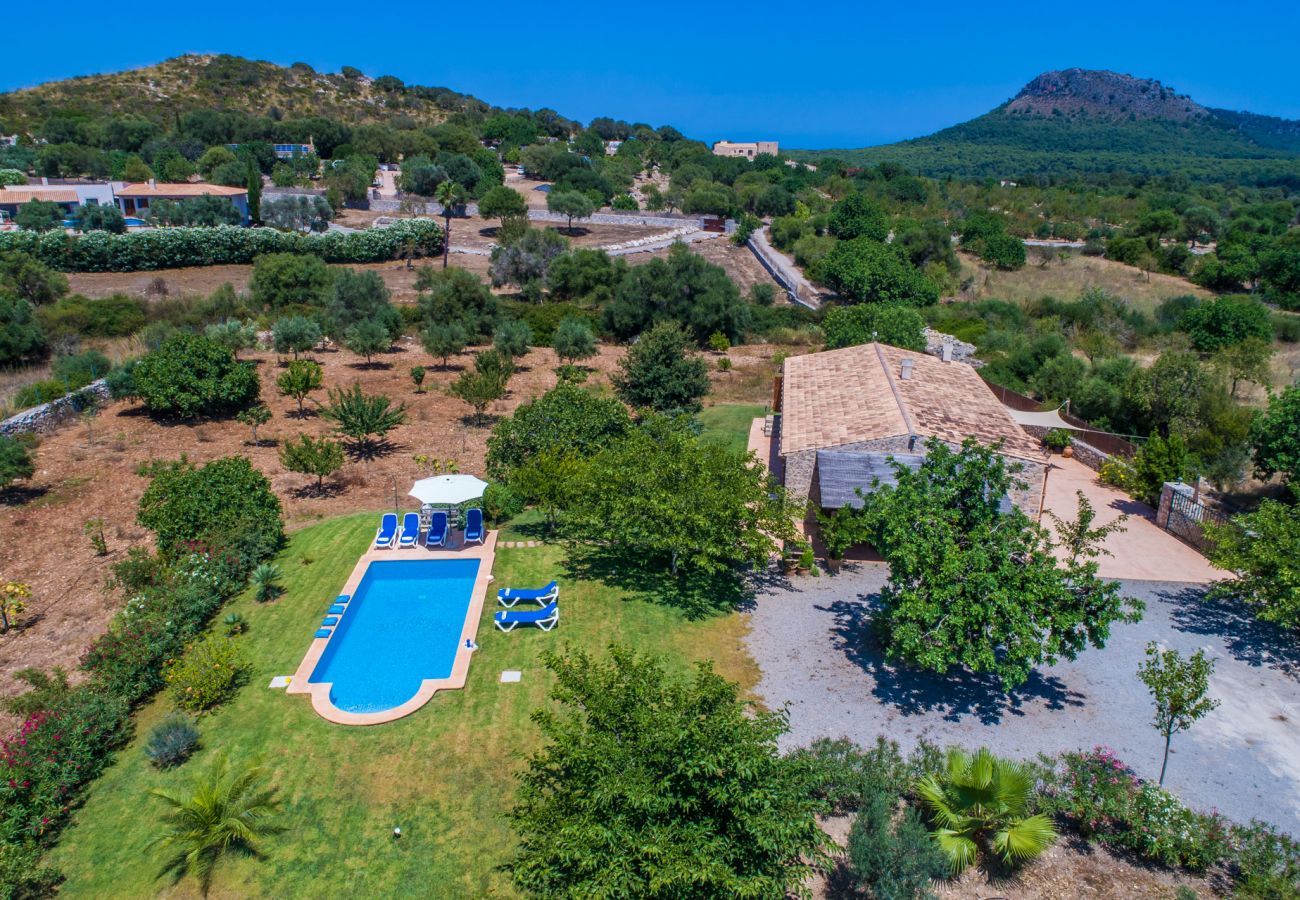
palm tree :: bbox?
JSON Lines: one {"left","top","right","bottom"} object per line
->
{"left": 914, "top": 747, "right": 1056, "bottom": 875}
{"left": 148, "top": 754, "right": 285, "bottom": 896}
{"left": 435, "top": 180, "right": 467, "bottom": 269}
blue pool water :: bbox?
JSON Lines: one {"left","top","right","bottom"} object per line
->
{"left": 309, "top": 558, "right": 480, "bottom": 713}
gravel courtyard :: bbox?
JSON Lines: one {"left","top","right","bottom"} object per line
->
{"left": 746, "top": 563, "right": 1300, "bottom": 833}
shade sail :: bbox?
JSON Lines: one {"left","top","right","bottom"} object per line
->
{"left": 1005, "top": 407, "right": 1082, "bottom": 431}
{"left": 408, "top": 474, "right": 489, "bottom": 505}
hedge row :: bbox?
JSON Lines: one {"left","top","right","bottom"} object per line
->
{"left": 0, "top": 219, "right": 442, "bottom": 272}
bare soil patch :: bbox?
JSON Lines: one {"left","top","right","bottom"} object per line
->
{"left": 0, "top": 341, "right": 778, "bottom": 711}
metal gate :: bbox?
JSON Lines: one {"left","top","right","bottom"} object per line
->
{"left": 1164, "top": 490, "right": 1229, "bottom": 552}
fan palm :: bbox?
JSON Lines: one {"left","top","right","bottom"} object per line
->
{"left": 148, "top": 754, "right": 285, "bottom": 896}
{"left": 914, "top": 747, "right": 1056, "bottom": 875}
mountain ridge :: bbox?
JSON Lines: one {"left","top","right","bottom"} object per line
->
{"left": 791, "top": 68, "right": 1300, "bottom": 184}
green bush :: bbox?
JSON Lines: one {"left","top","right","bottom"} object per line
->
{"left": 788, "top": 736, "right": 928, "bottom": 814}
{"left": 36, "top": 293, "right": 147, "bottom": 338}
{"left": 52, "top": 349, "right": 112, "bottom": 385}
{"left": 0, "top": 218, "right": 442, "bottom": 272}
{"left": 822, "top": 302, "right": 926, "bottom": 351}
{"left": 0, "top": 294, "right": 47, "bottom": 367}
{"left": 136, "top": 455, "right": 283, "bottom": 565}
{"left": 132, "top": 332, "right": 260, "bottom": 418}
{"left": 1043, "top": 428, "right": 1073, "bottom": 451}
{"left": 164, "top": 634, "right": 249, "bottom": 713}
{"left": 847, "top": 787, "right": 947, "bottom": 900}
{"left": 482, "top": 482, "right": 525, "bottom": 524}
{"left": 498, "top": 299, "right": 597, "bottom": 345}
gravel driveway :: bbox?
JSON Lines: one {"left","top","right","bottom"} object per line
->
{"left": 746, "top": 563, "right": 1300, "bottom": 833}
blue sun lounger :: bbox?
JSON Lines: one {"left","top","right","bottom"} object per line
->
{"left": 398, "top": 512, "right": 421, "bottom": 548}
{"left": 374, "top": 513, "right": 398, "bottom": 548}
{"left": 425, "top": 511, "right": 450, "bottom": 548}
{"left": 497, "top": 580, "right": 559, "bottom": 608}
{"left": 494, "top": 601, "right": 559, "bottom": 633}
{"left": 463, "top": 507, "right": 485, "bottom": 545}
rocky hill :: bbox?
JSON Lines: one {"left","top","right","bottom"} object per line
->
{"left": 1003, "top": 69, "right": 1206, "bottom": 122}
{"left": 0, "top": 54, "right": 486, "bottom": 133}
{"left": 792, "top": 69, "right": 1300, "bottom": 185}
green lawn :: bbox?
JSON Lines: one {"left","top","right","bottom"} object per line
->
{"left": 49, "top": 513, "right": 754, "bottom": 898}
{"left": 698, "top": 403, "right": 765, "bottom": 455}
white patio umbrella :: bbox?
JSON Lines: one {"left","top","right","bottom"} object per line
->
{"left": 408, "top": 474, "right": 489, "bottom": 506}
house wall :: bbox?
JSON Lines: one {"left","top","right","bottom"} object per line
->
{"left": 783, "top": 437, "right": 1047, "bottom": 518}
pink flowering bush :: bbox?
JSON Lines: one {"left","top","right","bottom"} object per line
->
{"left": 1041, "top": 746, "right": 1229, "bottom": 873}
{"left": 0, "top": 692, "right": 127, "bottom": 844}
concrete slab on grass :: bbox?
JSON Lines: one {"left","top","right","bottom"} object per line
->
{"left": 500, "top": 671, "right": 522, "bottom": 683}
{"left": 268, "top": 676, "right": 292, "bottom": 689}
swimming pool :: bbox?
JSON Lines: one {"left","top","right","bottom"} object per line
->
{"left": 308, "top": 558, "right": 480, "bottom": 714}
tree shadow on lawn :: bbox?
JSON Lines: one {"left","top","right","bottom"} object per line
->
{"left": 1160, "top": 585, "right": 1300, "bottom": 679}
{"left": 559, "top": 543, "right": 757, "bottom": 619}
{"left": 824, "top": 595, "right": 1085, "bottom": 726}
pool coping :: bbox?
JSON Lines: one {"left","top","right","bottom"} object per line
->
{"left": 286, "top": 530, "right": 497, "bottom": 725}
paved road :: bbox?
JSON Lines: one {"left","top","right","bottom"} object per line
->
{"left": 746, "top": 567, "right": 1300, "bottom": 834}
{"left": 749, "top": 227, "right": 825, "bottom": 308}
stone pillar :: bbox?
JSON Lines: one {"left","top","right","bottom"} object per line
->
{"left": 1155, "top": 481, "right": 1191, "bottom": 529}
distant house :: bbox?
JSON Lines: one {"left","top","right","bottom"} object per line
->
{"left": 777, "top": 343, "right": 1049, "bottom": 517}
{"left": 712, "top": 140, "right": 779, "bottom": 159}
{"left": 114, "top": 181, "right": 249, "bottom": 223}
{"left": 0, "top": 187, "right": 79, "bottom": 222}
{"left": 227, "top": 142, "right": 315, "bottom": 160}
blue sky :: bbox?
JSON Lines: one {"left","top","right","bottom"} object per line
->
{"left": 5, "top": 1, "right": 1299, "bottom": 149}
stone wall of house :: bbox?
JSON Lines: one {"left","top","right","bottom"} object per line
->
{"left": 1011, "top": 459, "right": 1048, "bottom": 518}
{"left": 0, "top": 380, "right": 109, "bottom": 437}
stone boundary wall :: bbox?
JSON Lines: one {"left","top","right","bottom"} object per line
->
{"left": 1019, "top": 424, "right": 1109, "bottom": 472}
{"left": 367, "top": 198, "right": 698, "bottom": 230}
{"left": 1, "top": 379, "right": 110, "bottom": 437}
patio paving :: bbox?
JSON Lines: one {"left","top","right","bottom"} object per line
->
{"left": 1041, "top": 456, "right": 1225, "bottom": 582}
{"left": 747, "top": 565, "right": 1300, "bottom": 833}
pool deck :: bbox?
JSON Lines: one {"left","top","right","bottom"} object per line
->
{"left": 286, "top": 530, "right": 498, "bottom": 725}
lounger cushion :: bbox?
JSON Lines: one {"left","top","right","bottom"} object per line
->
{"left": 322, "top": 616, "right": 339, "bottom": 626}
{"left": 314, "top": 628, "right": 332, "bottom": 639}
{"left": 336, "top": 595, "right": 350, "bottom": 603}
{"left": 328, "top": 604, "right": 346, "bottom": 615}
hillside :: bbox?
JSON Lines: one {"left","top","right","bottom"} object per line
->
{"left": 793, "top": 69, "right": 1300, "bottom": 185}
{"left": 0, "top": 54, "right": 487, "bottom": 133}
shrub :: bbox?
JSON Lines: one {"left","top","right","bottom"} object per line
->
{"left": 137, "top": 456, "right": 283, "bottom": 566}
{"left": 612, "top": 320, "right": 710, "bottom": 415}
{"left": 321, "top": 383, "right": 408, "bottom": 453}
{"left": 0, "top": 294, "right": 47, "bottom": 367}
{"left": 36, "top": 292, "right": 147, "bottom": 338}
{"left": 486, "top": 383, "right": 630, "bottom": 480}
{"left": 1112, "top": 783, "right": 1230, "bottom": 872}
{"left": 0, "top": 435, "right": 35, "bottom": 489}
{"left": 250, "top": 562, "right": 284, "bottom": 602}
{"left": 145, "top": 715, "right": 201, "bottom": 768}
{"left": 132, "top": 332, "right": 261, "bottom": 418}
{"left": 0, "top": 218, "right": 443, "bottom": 273}
{"left": 822, "top": 302, "right": 926, "bottom": 351}
{"left": 164, "top": 634, "right": 249, "bottom": 713}
{"left": 848, "top": 787, "right": 947, "bottom": 900}
{"left": 482, "top": 482, "right": 525, "bottom": 524}
{"left": 0, "top": 689, "right": 130, "bottom": 843}
{"left": 1043, "top": 428, "right": 1073, "bottom": 451}
{"left": 271, "top": 314, "right": 323, "bottom": 358}
{"left": 788, "top": 736, "right": 920, "bottom": 814}
{"left": 1231, "top": 820, "right": 1300, "bottom": 899}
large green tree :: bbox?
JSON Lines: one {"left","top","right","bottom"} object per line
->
{"left": 249, "top": 253, "right": 332, "bottom": 309}
{"left": 510, "top": 645, "right": 832, "bottom": 898}
{"left": 486, "top": 382, "right": 630, "bottom": 480}
{"left": 323, "top": 269, "right": 400, "bottom": 342}
{"left": 1207, "top": 499, "right": 1300, "bottom": 630}
{"left": 567, "top": 416, "right": 795, "bottom": 576}
{"left": 603, "top": 242, "right": 750, "bottom": 343}
{"left": 476, "top": 184, "right": 528, "bottom": 228}
{"left": 0, "top": 293, "right": 47, "bottom": 366}
{"left": 1250, "top": 385, "right": 1300, "bottom": 484}
{"left": 828, "top": 193, "right": 890, "bottom": 241}
{"left": 818, "top": 238, "right": 939, "bottom": 306}
{"left": 320, "top": 383, "right": 408, "bottom": 455}
{"left": 1179, "top": 295, "right": 1273, "bottom": 352}
{"left": 132, "top": 332, "right": 261, "bottom": 419}
{"left": 821, "top": 302, "right": 926, "bottom": 351}
{"left": 857, "top": 439, "right": 1142, "bottom": 689}
{"left": 612, "top": 320, "right": 710, "bottom": 415}
{"left": 416, "top": 266, "right": 498, "bottom": 340}
{"left": 547, "top": 188, "right": 595, "bottom": 233}
{"left": 137, "top": 456, "right": 283, "bottom": 564}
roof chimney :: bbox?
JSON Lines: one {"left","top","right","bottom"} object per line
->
{"left": 148, "top": 178, "right": 156, "bottom": 189}
{"left": 40, "top": 177, "right": 48, "bottom": 186}
{"left": 900, "top": 358, "right": 914, "bottom": 381}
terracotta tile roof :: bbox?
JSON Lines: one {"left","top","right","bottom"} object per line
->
{"left": 781, "top": 343, "right": 1046, "bottom": 462}
{"left": 114, "top": 182, "right": 247, "bottom": 198}
{"left": 0, "top": 188, "right": 78, "bottom": 204}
